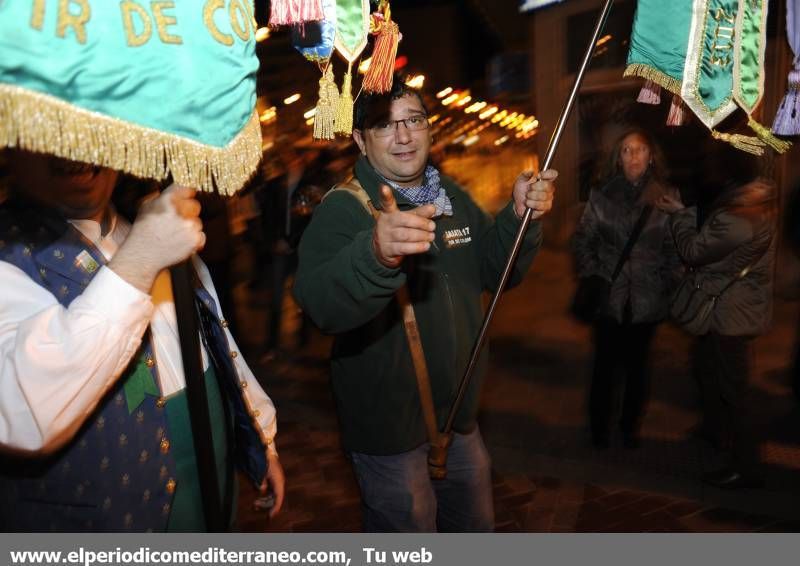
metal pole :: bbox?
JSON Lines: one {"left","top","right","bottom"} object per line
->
{"left": 440, "top": 0, "right": 616, "bottom": 437}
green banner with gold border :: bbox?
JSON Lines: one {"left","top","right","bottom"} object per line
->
{"left": 626, "top": 0, "right": 789, "bottom": 153}
{"left": 0, "top": 0, "right": 263, "bottom": 195}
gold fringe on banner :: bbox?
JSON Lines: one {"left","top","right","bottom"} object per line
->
{"left": 747, "top": 117, "right": 792, "bottom": 154}
{"left": 0, "top": 84, "right": 262, "bottom": 196}
{"left": 624, "top": 64, "right": 682, "bottom": 96}
{"left": 335, "top": 65, "right": 354, "bottom": 136}
{"left": 711, "top": 129, "right": 767, "bottom": 156}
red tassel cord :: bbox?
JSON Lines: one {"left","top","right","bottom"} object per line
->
{"left": 636, "top": 80, "right": 661, "bottom": 105}
{"left": 363, "top": 4, "right": 400, "bottom": 93}
{"left": 666, "top": 94, "right": 686, "bottom": 126}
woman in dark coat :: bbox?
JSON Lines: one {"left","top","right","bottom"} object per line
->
{"left": 573, "top": 128, "right": 680, "bottom": 449}
{"left": 658, "top": 144, "right": 776, "bottom": 489}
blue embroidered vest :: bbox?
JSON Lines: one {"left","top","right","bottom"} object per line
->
{"left": 0, "top": 201, "right": 266, "bottom": 531}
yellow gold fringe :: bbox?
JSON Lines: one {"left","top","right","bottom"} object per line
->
{"left": 624, "top": 64, "right": 682, "bottom": 96}
{"left": 335, "top": 65, "right": 354, "bottom": 136}
{"left": 0, "top": 84, "right": 262, "bottom": 196}
{"left": 313, "top": 65, "right": 338, "bottom": 141}
{"left": 747, "top": 116, "right": 792, "bottom": 154}
{"left": 711, "top": 129, "right": 766, "bottom": 156}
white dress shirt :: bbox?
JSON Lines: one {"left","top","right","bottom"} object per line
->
{"left": 0, "top": 212, "right": 277, "bottom": 455}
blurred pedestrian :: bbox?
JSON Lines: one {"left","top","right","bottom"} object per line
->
{"left": 259, "top": 148, "right": 321, "bottom": 360}
{"left": 572, "top": 127, "right": 680, "bottom": 449}
{"left": 658, "top": 143, "right": 776, "bottom": 489}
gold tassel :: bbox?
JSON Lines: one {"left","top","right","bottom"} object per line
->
{"left": 0, "top": 83, "right": 261, "bottom": 195}
{"left": 747, "top": 116, "right": 792, "bottom": 154}
{"left": 313, "top": 65, "right": 338, "bottom": 140}
{"left": 711, "top": 129, "right": 767, "bottom": 156}
{"left": 335, "top": 64, "right": 354, "bottom": 136}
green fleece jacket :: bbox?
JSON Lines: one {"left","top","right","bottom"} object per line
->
{"left": 293, "top": 157, "right": 542, "bottom": 454}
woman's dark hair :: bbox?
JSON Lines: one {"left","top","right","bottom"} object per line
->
{"left": 354, "top": 77, "right": 428, "bottom": 131}
{"left": 601, "top": 127, "right": 668, "bottom": 183}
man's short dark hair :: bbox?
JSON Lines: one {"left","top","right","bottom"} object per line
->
{"left": 354, "top": 77, "right": 427, "bottom": 131}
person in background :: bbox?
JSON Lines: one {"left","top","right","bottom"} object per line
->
{"left": 658, "top": 143, "right": 776, "bottom": 489}
{"left": 572, "top": 127, "right": 680, "bottom": 450}
{"left": 260, "top": 148, "right": 321, "bottom": 361}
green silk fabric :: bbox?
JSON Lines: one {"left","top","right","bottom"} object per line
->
{"left": 334, "top": 0, "right": 369, "bottom": 62}
{"left": 626, "top": 0, "right": 768, "bottom": 129}
{"left": 626, "top": 0, "right": 694, "bottom": 87}
{"left": 0, "top": 0, "right": 258, "bottom": 149}
{"left": 735, "top": 0, "right": 767, "bottom": 113}
{"left": 165, "top": 364, "right": 234, "bottom": 532}
{"left": 692, "top": 0, "right": 739, "bottom": 116}
{"left": 124, "top": 355, "right": 160, "bottom": 415}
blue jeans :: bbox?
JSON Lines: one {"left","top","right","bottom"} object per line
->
{"left": 349, "top": 428, "right": 494, "bottom": 532}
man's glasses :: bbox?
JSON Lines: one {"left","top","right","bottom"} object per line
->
{"left": 369, "top": 115, "right": 430, "bottom": 138}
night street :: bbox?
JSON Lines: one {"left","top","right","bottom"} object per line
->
{"left": 234, "top": 246, "right": 800, "bottom": 532}
{"left": 3, "top": 0, "right": 800, "bottom": 544}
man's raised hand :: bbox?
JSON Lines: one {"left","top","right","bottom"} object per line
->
{"left": 512, "top": 169, "right": 558, "bottom": 221}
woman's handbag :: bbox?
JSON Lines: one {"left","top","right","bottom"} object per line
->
{"left": 669, "top": 274, "right": 718, "bottom": 335}
{"left": 669, "top": 266, "right": 761, "bottom": 336}
{"left": 571, "top": 206, "right": 653, "bottom": 323}
{"left": 670, "top": 229, "right": 772, "bottom": 335}
{"left": 670, "top": 265, "right": 753, "bottom": 335}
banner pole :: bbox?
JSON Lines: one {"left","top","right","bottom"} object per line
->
{"left": 430, "top": 0, "right": 617, "bottom": 478}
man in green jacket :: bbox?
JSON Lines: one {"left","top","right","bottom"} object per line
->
{"left": 294, "top": 82, "right": 557, "bottom": 532}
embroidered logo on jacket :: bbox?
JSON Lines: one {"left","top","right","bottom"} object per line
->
{"left": 443, "top": 226, "right": 472, "bottom": 248}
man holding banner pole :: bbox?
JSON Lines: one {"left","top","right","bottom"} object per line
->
{"left": 294, "top": 81, "right": 557, "bottom": 532}
{"left": 0, "top": 1, "right": 285, "bottom": 531}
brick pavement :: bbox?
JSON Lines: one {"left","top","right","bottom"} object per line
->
{"left": 232, "top": 248, "right": 800, "bottom": 532}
